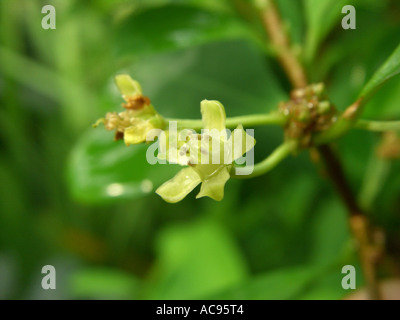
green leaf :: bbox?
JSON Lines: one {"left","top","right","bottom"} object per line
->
{"left": 0, "top": 254, "right": 16, "bottom": 299}
{"left": 144, "top": 219, "right": 248, "bottom": 299}
{"left": 119, "top": 39, "right": 286, "bottom": 119}
{"left": 114, "top": 5, "right": 251, "bottom": 58}
{"left": 67, "top": 129, "right": 180, "bottom": 203}
{"left": 277, "top": 173, "right": 316, "bottom": 231}
{"left": 362, "top": 78, "right": 400, "bottom": 118}
{"left": 304, "top": 0, "right": 354, "bottom": 62}
{"left": 275, "top": 0, "right": 304, "bottom": 46}
{"left": 97, "top": 0, "right": 233, "bottom": 15}
{"left": 321, "top": 11, "right": 400, "bottom": 116}
{"left": 359, "top": 43, "right": 400, "bottom": 102}
{"left": 297, "top": 269, "right": 351, "bottom": 300}
{"left": 200, "top": 100, "right": 226, "bottom": 131}
{"left": 310, "top": 199, "right": 351, "bottom": 265}
{"left": 69, "top": 268, "right": 140, "bottom": 299}
{"left": 211, "top": 265, "right": 318, "bottom": 300}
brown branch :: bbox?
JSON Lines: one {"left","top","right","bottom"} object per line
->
{"left": 317, "top": 145, "right": 361, "bottom": 216}
{"left": 261, "top": 0, "right": 307, "bottom": 88}
{"left": 318, "top": 146, "right": 382, "bottom": 300}
{"left": 261, "top": 0, "right": 382, "bottom": 299}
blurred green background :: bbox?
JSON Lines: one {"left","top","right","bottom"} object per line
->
{"left": 0, "top": 0, "right": 399, "bottom": 299}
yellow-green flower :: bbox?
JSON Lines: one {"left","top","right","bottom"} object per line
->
{"left": 94, "top": 75, "right": 164, "bottom": 145}
{"left": 156, "top": 100, "right": 255, "bottom": 202}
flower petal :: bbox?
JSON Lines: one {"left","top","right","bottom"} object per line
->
{"left": 156, "top": 167, "right": 201, "bottom": 203}
{"left": 124, "top": 126, "right": 146, "bottom": 145}
{"left": 227, "top": 124, "right": 256, "bottom": 161}
{"left": 196, "top": 166, "right": 230, "bottom": 201}
{"left": 115, "top": 75, "right": 143, "bottom": 99}
{"left": 201, "top": 100, "right": 226, "bottom": 131}
{"left": 192, "top": 163, "right": 222, "bottom": 180}
{"left": 123, "top": 115, "right": 164, "bottom": 146}
{"left": 123, "top": 119, "right": 152, "bottom": 145}
{"left": 158, "top": 130, "right": 192, "bottom": 165}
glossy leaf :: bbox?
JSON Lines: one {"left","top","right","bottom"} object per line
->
{"left": 114, "top": 6, "right": 251, "bottom": 58}
{"left": 67, "top": 129, "right": 179, "bottom": 203}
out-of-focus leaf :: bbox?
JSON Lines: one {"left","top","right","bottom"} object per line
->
{"left": 310, "top": 199, "right": 351, "bottom": 265}
{"left": 359, "top": 43, "right": 400, "bottom": 102}
{"left": 69, "top": 268, "right": 140, "bottom": 299}
{"left": 97, "top": 0, "right": 233, "bottom": 14}
{"left": 0, "top": 254, "right": 16, "bottom": 299}
{"left": 277, "top": 173, "right": 316, "bottom": 231}
{"left": 67, "top": 129, "right": 180, "bottom": 204}
{"left": 144, "top": 219, "right": 248, "bottom": 299}
{"left": 324, "top": 13, "right": 399, "bottom": 114}
{"left": 114, "top": 6, "right": 252, "bottom": 58}
{"left": 211, "top": 265, "right": 318, "bottom": 300}
{"left": 313, "top": 1, "right": 394, "bottom": 82}
{"left": 297, "top": 269, "right": 352, "bottom": 300}
{"left": 362, "top": 78, "right": 400, "bottom": 118}
{"left": 118, "top": 39, "right": 286, "bottom": 119}
{"left": 373, "top": 160, "right": 400, "bottom": 228}
{"left": 275, "top": 0, "right": 304, "bottom": 46}
{"left": 304, "top": 0, "right": 354, "bottom": 62}
{"left": 339, "top": 130, "right": 374, "bottom": 188}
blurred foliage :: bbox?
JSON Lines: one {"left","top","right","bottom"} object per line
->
{"left": 0, "top": 0, "right": 399, "bottom": 300}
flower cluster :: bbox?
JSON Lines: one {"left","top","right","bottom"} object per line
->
{"left": 279, "top": 83, "right": 337, "bottom": 146}
{"left": 94, "top": 75, "right": 164, "bottom": 145}
{"left": 96, "top": 75, "right": 255, "bottom": 202}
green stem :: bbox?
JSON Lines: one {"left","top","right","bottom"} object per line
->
{"left": 355, "top": 119, "right": 400, "bottom": 132}
{"left": 232, "top": 140, "right": 298, "bottom": 179}
{"left": 314, "top": 117, "right": 400, "bottom": 146}
{"left": 166, "top": 112, "right": 287, "bottom": 131}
